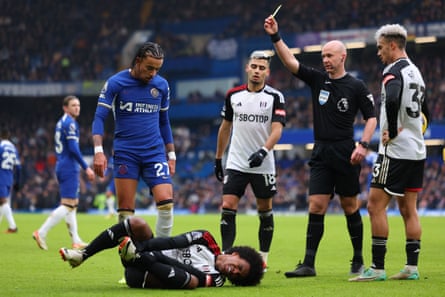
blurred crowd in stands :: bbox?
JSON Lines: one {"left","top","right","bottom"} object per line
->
{"left": 2, "top": 0, "right": 445, "bottom": 81}
{"left": 1, "top": 0, "right": 444, "bottom": 213}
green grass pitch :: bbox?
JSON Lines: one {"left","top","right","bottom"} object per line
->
{"left": 1, "top": 213, "right": 444, "bottom": 297}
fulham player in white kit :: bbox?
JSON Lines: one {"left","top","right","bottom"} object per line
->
{"left": 215, "top": 50, "right": 286, "bottom": 269}
{"left": 60, "top": 217, "right": 264, "bottom": 288}
{"left": 350, "top": 24, "right": 429, "bottom": 282}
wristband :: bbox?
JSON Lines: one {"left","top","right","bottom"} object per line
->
{"left": 270, "top": 32, "right": 281, "bottom": 43}
{"left": 168, "top": 151, "right": 176, "bottom": 160}
{"left": 94, "top": 146, "right": 104, "bottom": 154}
{"left": 358, "top": 141, "right": 369, "bottom": 149}
{"left": 261, "top": 146, "right": 269, "bottom": 153}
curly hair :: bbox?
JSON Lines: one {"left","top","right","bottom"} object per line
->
{"left": 131, "top": 42, "right": 164, "bottom": 66}
{"left": 225, "top": 246, "right": 264, "bottom": 286}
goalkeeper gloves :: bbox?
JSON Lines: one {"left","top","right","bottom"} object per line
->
{"left": 248, "top": 147, "right": 268, "bottom": 168}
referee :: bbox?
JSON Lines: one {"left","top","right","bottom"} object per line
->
{"left": 264, "top": 16, "right": 377, "bottom": 277}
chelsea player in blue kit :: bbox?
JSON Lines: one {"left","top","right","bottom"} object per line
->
{"left": 92, "top": 42, "right": 175, "bottom": 238}
{"left": 0, "top": 127, "right": 21, "bottom": 233}
{"left": 33, "top": 95, "right": 95, "bottom": 250}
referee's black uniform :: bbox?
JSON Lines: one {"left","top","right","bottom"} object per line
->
{"left": 295, "top": 64, "right": 376, "bottom": 196}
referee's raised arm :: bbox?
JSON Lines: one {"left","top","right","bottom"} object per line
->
{"left": 264, "top": 16, "right": 300, "bottom": 74}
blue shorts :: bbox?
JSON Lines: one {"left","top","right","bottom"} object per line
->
{"left": 0, "top": 185, "right": 11, "bottom": 198}
{"left": 113, "top": 150, "right": 172, "bottom": 188}
{"left": 56, "top": 171, "right": 80, "bottom": 198}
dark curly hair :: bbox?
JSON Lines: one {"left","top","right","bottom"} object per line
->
{"left": 131, "top": 41, "right": 164, "bottom": 66}
{"left": 225, "top": 246, "right": 264, "bottom": 286}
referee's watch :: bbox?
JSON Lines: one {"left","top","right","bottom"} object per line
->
{"left": 358, "top": 140, "right": 370, "bottom": 149}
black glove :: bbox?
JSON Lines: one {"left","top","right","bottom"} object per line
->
{"left": 214, "top": 159, "right": 224, "bottom": 181}
{"left": 248, "top": 148, "right": 268, "bottom": 168}
{"left": 13, "top": 183, "right": 20, "bottom": 192}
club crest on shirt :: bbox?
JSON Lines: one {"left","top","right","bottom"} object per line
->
{"left": 150, "top": 88, "right": 159, "bottom": 98}
{"left": 318, "top": 90, "right": 329, "bottom": 105}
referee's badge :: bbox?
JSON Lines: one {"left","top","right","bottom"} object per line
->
{"left": 318, "top": 90, "right": 329, "bottom": 105}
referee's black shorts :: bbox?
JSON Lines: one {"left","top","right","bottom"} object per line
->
{"left": 308, "top": 139, "right": 360, "bottom": 197}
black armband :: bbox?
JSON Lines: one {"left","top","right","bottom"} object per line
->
{"left": 270, "top": 32, "right": 281, "bottom": 43}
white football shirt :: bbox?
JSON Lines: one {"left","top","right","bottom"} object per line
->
{"left": 379, "top": 58, "right": 426, "bottom": 160}
{"left": 221, "top": 84, "right": 286, "bottom": 174}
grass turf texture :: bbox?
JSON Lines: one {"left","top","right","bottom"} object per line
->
{"left": 1, "top": 213, "right": 444, "bottom": 297}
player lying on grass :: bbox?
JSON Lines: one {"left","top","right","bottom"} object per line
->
{"left": 60, "top": 217, "right": 264, "bottom": 289}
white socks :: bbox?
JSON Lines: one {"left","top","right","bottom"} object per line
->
{"left": 65, "top": 208, "right": 83, "bottom": 244}
{"left": 156, "top": 208, "right": 173, "bottom": 237}
{"left": 38, "top": 205, "right": 84, "bottom": 244}
{"left": 106, "top": 197, "right": 116, "bottom": 215}
{"left": 38, "top": 205, "right": 69, "bottom": 237}
{"left": 0, "top": 202, "right": 17, "bottom": 229}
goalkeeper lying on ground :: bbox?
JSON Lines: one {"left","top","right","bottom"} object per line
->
{"left": 60, "top": 217, "right": 264, "bottom": 288}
